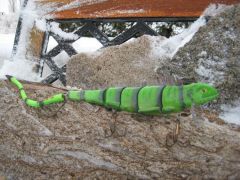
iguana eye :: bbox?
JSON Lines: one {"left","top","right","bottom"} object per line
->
{"left": 201, "top": 88, "right": 207, "bottom": 93}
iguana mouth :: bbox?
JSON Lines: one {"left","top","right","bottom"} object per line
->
{"left": 201, "top": 93, "right": 219, "bottom": 103}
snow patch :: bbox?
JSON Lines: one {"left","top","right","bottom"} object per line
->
{"left": 51, "top": 150, "right": 120, "bottom": 170}
{"left": 46, "top": 36, "right": 58, "bottom": 53}
{"left": 49, "top": 22, "right": 78, "bottom": 40}
{"left": 203, "top": 4, "right": 234, "bottom": 17}
{"left": 150, "top": 16, "right": 206, "bottom": 59}
{"left": 72, "top": 37, "right": 103, "bottom": 53}
{"left": 220, "top": 102, "right": 240, "bottom": 125}
{"left": 150, "top": 4, "right": 233, "bottom": 60}
{"left": 0, "top": 13, "right": 19, "bottom": 33}
{"left": 13, "top": 1, "right": 38, "bottom": 59}
{"left": 0, "top": 34, "right": 15, "bottom": 61}
{"left": 52, "top": 0, "right": 108, "bottom": 14}
{"left": 115, "top": 9, "right": 145, "bottom": 14}
{"left": 52, "top": 51, "right": 70, "bottom": 68}
{"left": 0, "top": 58, "right": 41, "bottom": 81}
{"left": 35, "top": 18, "right": 47, "bottom": 32}
{"left": 195, "top": 58, "right": 226, "bottom": 85}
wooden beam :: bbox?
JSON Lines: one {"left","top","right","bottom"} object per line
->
{"left": 26, "top": 24, "right": 45, "bottom": 61}
{"left": 36, "top": 0, "right": 240, "bottom": 19}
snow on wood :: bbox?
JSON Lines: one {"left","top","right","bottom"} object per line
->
{"left": 36, "top": 0, "right": 240, "bottom": 19}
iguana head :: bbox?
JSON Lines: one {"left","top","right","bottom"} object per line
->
{"left": 187, "top": 83, "right": 219, "bottom": 105}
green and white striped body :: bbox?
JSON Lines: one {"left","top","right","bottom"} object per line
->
{"left": 68, "top": 85, "right": 192, "bottom": 115}
{"left": 7, "top": 75, "right": 219, "bottom": 114}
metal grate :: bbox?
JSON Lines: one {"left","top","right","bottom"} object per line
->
{"left": 40, "top": 18, "right": 196, "bottom": 85}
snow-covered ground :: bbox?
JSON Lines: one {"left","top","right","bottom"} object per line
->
{"left": 0, "top": 35, "right": 102, "bottom": 81}
{"left": 0, "top": 34, "right": 15, "bottom": 61}
{"left": 0, "top": 2, "right": 239, "bottom": 125}
{"left": 220, "top": 103, "right": 240, "bottom": 125}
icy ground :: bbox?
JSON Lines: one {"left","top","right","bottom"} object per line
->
{"left": 0, "top": 4, "right": 239, "bottom": 125}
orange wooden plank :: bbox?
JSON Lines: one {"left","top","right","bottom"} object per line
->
{"left": 36, "top": 0, "right": 240, "bottom": 19}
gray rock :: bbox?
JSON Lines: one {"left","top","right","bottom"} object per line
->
{"left": 156, "top": 4, "right": 240, "bottom": 111}
{"left": 67, "top": 35, "right": 170, "bottom": 89}
{"left": 1, "top": 80, "right": 240, "bottom": 179}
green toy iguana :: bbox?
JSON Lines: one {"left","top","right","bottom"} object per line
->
{"left": 6, "top": 75, "right": 218, "bottom": 115}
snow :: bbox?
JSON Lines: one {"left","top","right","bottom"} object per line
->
{"left": 0, "top": 34, "right": 15, "bottom": 60}
{"left": 150, "top": 16, "right": 206, "bottom": 59}
{"left": 72, "top": 37, "right": 103, "bottom": 52}
{"left": 203, "top": 3, "right": 234, "bottom": 17}
{"left": 0, "top": 1, "right": 42, "bottom": 81}
{"left": 0, "top": 58, "right": 41, "bottom": 81}
{"left": 52, "top": 0, "right": 108, "bottom": 13}
{"left": 220, "top": 101, "right": 240, "bottom": 125}
{"left": 49, "top": 22, "right": 79, "bottom": 40}
{"left": 115, "top": 9, "right": 145, "bottom": 14}
{"left": 51, "top": 150, "right": 120, "bottom": 170}
{"left": 195, "top": 58, "right": 225, "bottom": 85}
{"left": 0, "top": 1, "right": 12, "bottom": 13}
{"left": 0, "top": 13, "right": 19, "bottom": 33}
{"left": 13, "top": 1, "right": 39, "bottom": 59}
{"left": 35, "top": 19, "right": 47, "bottom": 32}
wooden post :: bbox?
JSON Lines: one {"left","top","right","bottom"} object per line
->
{"left": 26, "top": 24, "right": 45, "bottom": 61}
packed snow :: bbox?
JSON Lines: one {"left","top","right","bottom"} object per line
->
{"left": 150, "top": 16, "right": 206, "bottom": 59}
{"left": 220, "top": 102, "right": 240, "bottom": 125}
{"left": 0, "top": 34, "right": 15, "bottom": 60}
{"left": 0, "top": 2, "right": 239, "bottom": 125}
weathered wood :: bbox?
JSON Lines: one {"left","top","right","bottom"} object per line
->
{"left": 36, "top": 0, "right": 240, "bottom": 19}
{"left": 26, "top": 24, "right": 45, "bottom": 61}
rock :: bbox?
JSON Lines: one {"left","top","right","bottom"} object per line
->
{"left": 0, "top": 80, "right": 240, "bottom": 179}
{"left": 67, "top": 35, "right": 169, "bottom": 89}
{"left": 156, "top": 4, "right": 240, "bottom": 111}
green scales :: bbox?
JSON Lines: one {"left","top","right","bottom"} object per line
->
{"left": 7, "top": 75, "right": 219, "bottom": 115}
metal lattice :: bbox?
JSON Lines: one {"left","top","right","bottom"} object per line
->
{"left": 40, "top": 18, "right": 196, "bottom": 85}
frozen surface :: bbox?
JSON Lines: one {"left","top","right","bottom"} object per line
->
{"left": 0, "top": 58, "right": 41, "bottom": 82}
{"left": 0, "top": 34, "right": 15, "bottom": 60}
{"left": 220, "top": 101, "right": 240, "bottom": 125}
